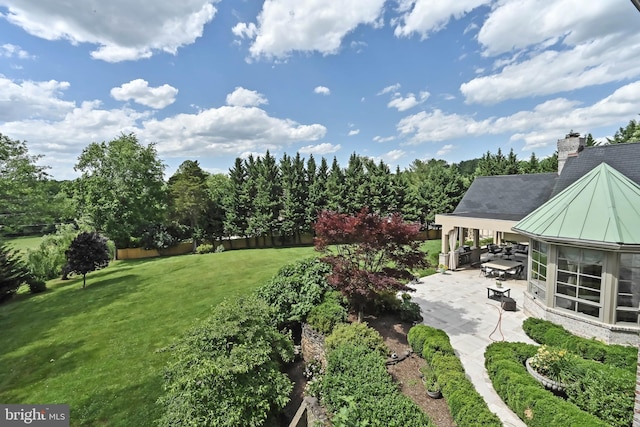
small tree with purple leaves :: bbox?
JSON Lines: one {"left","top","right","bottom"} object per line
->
{"left": 314, "top": 208, "right": 427, "bottom": 321}
{"left": 65, "top": 231, "right": 110, "bottom": 289}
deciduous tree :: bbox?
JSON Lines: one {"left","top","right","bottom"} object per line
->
{"left": 65, "top": 231, "right": 110, "bottom": 289}
{"left": 73, "top": 133, "right": 166, "bottom": 248}
{"left": 314, "top": 208, "right": 427, "bottom": 321}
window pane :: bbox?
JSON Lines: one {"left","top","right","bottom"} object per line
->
{"left": 557, "top": 271, "right": 576, "bottom": 284}
{"left": 617, "top": 295, "right": 635, "bottom": 307}
{"left": 619, "top": 267, "right": 632, "bottom": 281}
{"left": 578, "top": 287, "right": 600, "bottom": 302}
{"left": 616, "top": 310, "right": 638, "bottom": 324}
{"left": 618, "top": 281, "right": 632, "bottom": 294}
{"left": 577, "top": 302, "right": 599, "bottom": 318}
{"left": 581, "top": 276, "right": 602, "bottom": 290}
{"left": 556, "top": 297, "right": 575, "bottom": 310}
{"left": 557, "top": 283, "right": 576, "bottom": 297}
{"left": 581, "top": 264, "right": 602, "bottom": 277}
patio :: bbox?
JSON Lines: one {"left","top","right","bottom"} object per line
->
{"left": 412, "top": 266, "right": 536, "bottom": 427}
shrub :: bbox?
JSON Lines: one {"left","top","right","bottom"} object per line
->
{"left": 157, "top": 297, "right": 294, "bottom": 427}
{"left": 325, "top": 322, "right": 388, "bottom": 357}
{"left": 215, "top": 244, "right": 225, "bottom": 253}
{"left": 27, "top": 278, "right": 47, "bottom": 294}
{"left": 564, "top": 357, "right": 634, "bottom": 427}
{"left": 306, "top": 291, "right": 348, "bottom": 335}
{"left": 256, "top": 257, "right": 332, "bottom": 325}
{"left": 195, "top": 243, "right": 214, "bottom": 254}
{"left": 317, "top": 343, "right": 433, "bottom": 427}
{"left": 0, "top": 240, "right": 33, "bottom": 302}
{"left": 485, "top": 342, "right": 609, "bottom": 427}
{"left": 25, "top": 223, "right": 80, "bottom": 280}
{"left": 408, "top": 324, "right": 501, "bottom": 426}
{"left": 522, "top": 317, "right": 636, "bottom": 372}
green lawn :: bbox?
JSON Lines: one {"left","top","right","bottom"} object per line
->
{"left": 0, "top": 247, "right": 317, "bottom": 426}
{"left": 4, "top": 235, "right": 44, "bottom": 255}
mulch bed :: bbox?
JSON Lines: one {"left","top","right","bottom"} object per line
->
{"left": 282, "top": 313, "right": 456, "bottom": 427}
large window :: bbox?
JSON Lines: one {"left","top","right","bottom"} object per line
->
{"left": 555, "top": 246, "right": 603, "bottom": 319}
{"left": 528, "top": 240, "right": 548, "bottom": 299}
{"left": 616, "top": 253, "right": 640, "bottom": 324}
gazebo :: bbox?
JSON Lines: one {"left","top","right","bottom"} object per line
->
{"left": 514, "top": 162, "right": 640, "bottom": 345}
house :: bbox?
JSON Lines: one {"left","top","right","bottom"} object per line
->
{"left": 435, "top": 134, "right": 640, "bottom": 345}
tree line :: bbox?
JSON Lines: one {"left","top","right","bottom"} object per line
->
{"left": 3, "top": 120, "right": 639, "bottom": 250}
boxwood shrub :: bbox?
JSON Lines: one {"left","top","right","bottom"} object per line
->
{"left": 317, "top": 341, "right": 434, "bottom": 427}
{"left": 522, "top": 317, "right": 636, "bottom": 372}
{"left": 325, "top": 322, "right": 388, "bottom": 357}
{"left": 485, "top": 342, "right": 609, "bottom": 427}
{"left": 407, "top": 325, "right": 502, "bottom": 426}
{"left": 306, "top": 291, "right": 348, "bottom": 335}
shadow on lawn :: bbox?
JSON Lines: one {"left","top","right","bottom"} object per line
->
{"left": 0, "top": 339, "right": 92, "bottom": 402}
{"left": 0, "top": 272, "right": 139, "bottom": 358}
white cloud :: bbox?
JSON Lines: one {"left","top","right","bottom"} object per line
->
{"left": 377, "top": 83, "right": 401, "bottom": 96}
{"left": 231, "top": 22, "right": 257, "bottom": 39}
{"left": 348, "top": 129, "right": 360, "bottom": 136}
{"left": 382, "top": 149, "right": 405, "bottom": 162}
{"left": 394, "top": 0, "right": 490, "bottom": 39}
{"left": 1, "top": 0, "right": 218, "bottom": 62}
{"left": 225, "top": 87, "right": 268, "bottom": 107}
{"left": 396, "top": 80, "right": 640, "bottom": 152}
{"left": 110, "top": 79, "right": 178, "bottom": 109}
{"left": 314, "top": 86, "right": 330, "bottom": 95}
{"left": 373, "top": 135, "right": 396, "bottom": 143}
{"left": 0, "top": 76, "right": 326, "bottom": 178}
{"left": 0, "top": 43, "right": 34, "bottom": 59}
{"left": 436, "top": 144, "right": 454, "bottom": 156}
{"left": 0, "top": 77, "right": 74, "bottom": 121}
{"left": 461, "top": 0, "right": 640, "bottom": 104}
{"left": 236, "top": 0, "right": 386, "bottom": 59}
{"left": 387, "top": 91, "right": 430, "bottom": 111}
{"left": 298, "top": 142, "right": 341, "bottom": 155}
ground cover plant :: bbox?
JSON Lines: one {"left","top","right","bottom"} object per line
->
{"left": 0, "top": 245, "right": 316, "bottom": 426}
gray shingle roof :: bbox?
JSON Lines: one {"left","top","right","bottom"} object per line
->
{"left": 552, "top": 142, "right": 640, "bottom": 197}
{"left": 453, "top": 173, "right": 558, "bottom": 221}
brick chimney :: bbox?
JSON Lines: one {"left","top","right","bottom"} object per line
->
{"left": 557, "top": 132, "right": 585, "bottom": 175}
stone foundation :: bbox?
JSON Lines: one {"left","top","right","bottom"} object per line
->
{"left": 524, "top": 292, "right": 640, "bottom": 346}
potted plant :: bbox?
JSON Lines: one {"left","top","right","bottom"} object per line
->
{"left": 420, "top": 365, "right": 442, "bottom": 399}
{"left": 495, "top": 280, "right": 503, "bottom": 288}
{"left": 437, "top": 264, "right": 448, "bottom": 274}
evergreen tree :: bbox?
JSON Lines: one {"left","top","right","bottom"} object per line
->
{"left": 326, "top": 157, "right": 345, "bottom": 212}
{"left": 248, "top": 151, "right": 281, "bottom": 245}
{"left": 0, "top": 239, "right": 33, "bottom": 302}
{"left": 364, "top": 159, "right": 393, "bottom": 215}
{"left": 306, "top": 156, "right": 328, "bottom": 229}
{"left": 608, "top": 119, "right": 640, "bottom": 144}
{"left": 343, "top": 153, "right": 368, "bottom": 213}
{"left": 223, "top": 158, "right": 249, "bottom": 246}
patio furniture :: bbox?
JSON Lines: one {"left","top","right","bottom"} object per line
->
{"left": 501, "top": 297, "right": 517, "bottom": 311}
{"left": 503, "top": 246, "right": 514, "bottom": 259}
{"left": 487, "top": 244, "right": 502, "bottom": 256}
{"left": 487, "top": 284, "right": 511, "bottom": 299}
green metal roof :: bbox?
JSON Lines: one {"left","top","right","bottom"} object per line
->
{"left": 513, "top": 163, "right": 640, "bottom": 248}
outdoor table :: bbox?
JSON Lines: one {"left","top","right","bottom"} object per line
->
{"left": 487, "top": 284, "right": 511, "bottom": 299}
{"left": 481, "top": 259, "right": 520, "bottom": 272}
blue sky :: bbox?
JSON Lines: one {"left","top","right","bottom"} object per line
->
{"left": 1, "top": 0, "right": 639, "bottom": 180}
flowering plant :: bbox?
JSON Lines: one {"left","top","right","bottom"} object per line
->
{"left": 529, "top": 345, "right": 575, "bottom": 382}
{"left": 437, "top": 264, "right": 448, "bottom": 273}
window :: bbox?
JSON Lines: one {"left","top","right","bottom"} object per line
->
{"left": 616, "top": 253, "right": 640, "bottom": 324}
{"left": 528, "top": 240, "right": 547, "bottom": 299}
{"left": 555, "top": 246, "right": 603, "bottom": 319}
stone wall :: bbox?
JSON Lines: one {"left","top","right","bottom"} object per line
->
{"left": 524, "top": 293, "right": 639, "bottom": 346}
{"left": 301, "top": 323, "right": 327, "bottom": 367}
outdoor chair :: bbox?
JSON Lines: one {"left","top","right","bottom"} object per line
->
{"left": 487, "top": 244, "right": 503, "bottom": 256}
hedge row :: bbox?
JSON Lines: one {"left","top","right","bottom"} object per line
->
{"left": 522, "top": 317, "right": 637, "bottom": 372}
{"left": 484, "top": 342, "right": 609, "bottom": 427}
{"left": 407, "top": 325, "right": 502, "bottom": 426}
{"left": 317, "top": 338, "right": 433, "bottom": 426}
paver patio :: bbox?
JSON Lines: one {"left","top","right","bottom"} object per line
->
{"left": 413, "top": 265, "right": 537, "bottom": 427}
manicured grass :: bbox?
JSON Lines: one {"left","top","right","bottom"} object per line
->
{"left": 0, "top": 247, "right": 317, "bottom": 426}
{"left": 4, "top": 235, "right": 44, "bottom": 255}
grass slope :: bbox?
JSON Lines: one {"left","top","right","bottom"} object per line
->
{"left": 4, "top": 235, "right": 43, "bottom": 255}
{"left": 0, "top": 247, "right": 316, "bottom": 426}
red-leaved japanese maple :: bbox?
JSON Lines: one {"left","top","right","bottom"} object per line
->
{"left": 314, "top": 208, "right": 427, "bottom": 321}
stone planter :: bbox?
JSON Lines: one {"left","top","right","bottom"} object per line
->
{"left": 525, "top": 358, "right": 567, "bottom": 392}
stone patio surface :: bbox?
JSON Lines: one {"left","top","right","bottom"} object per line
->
{"left": 413, "top": 264, "right": 537, "bottom": 427}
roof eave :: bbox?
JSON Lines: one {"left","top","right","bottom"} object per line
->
{"left": 512, "top": 227, "right": 640, "bottom": 251}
